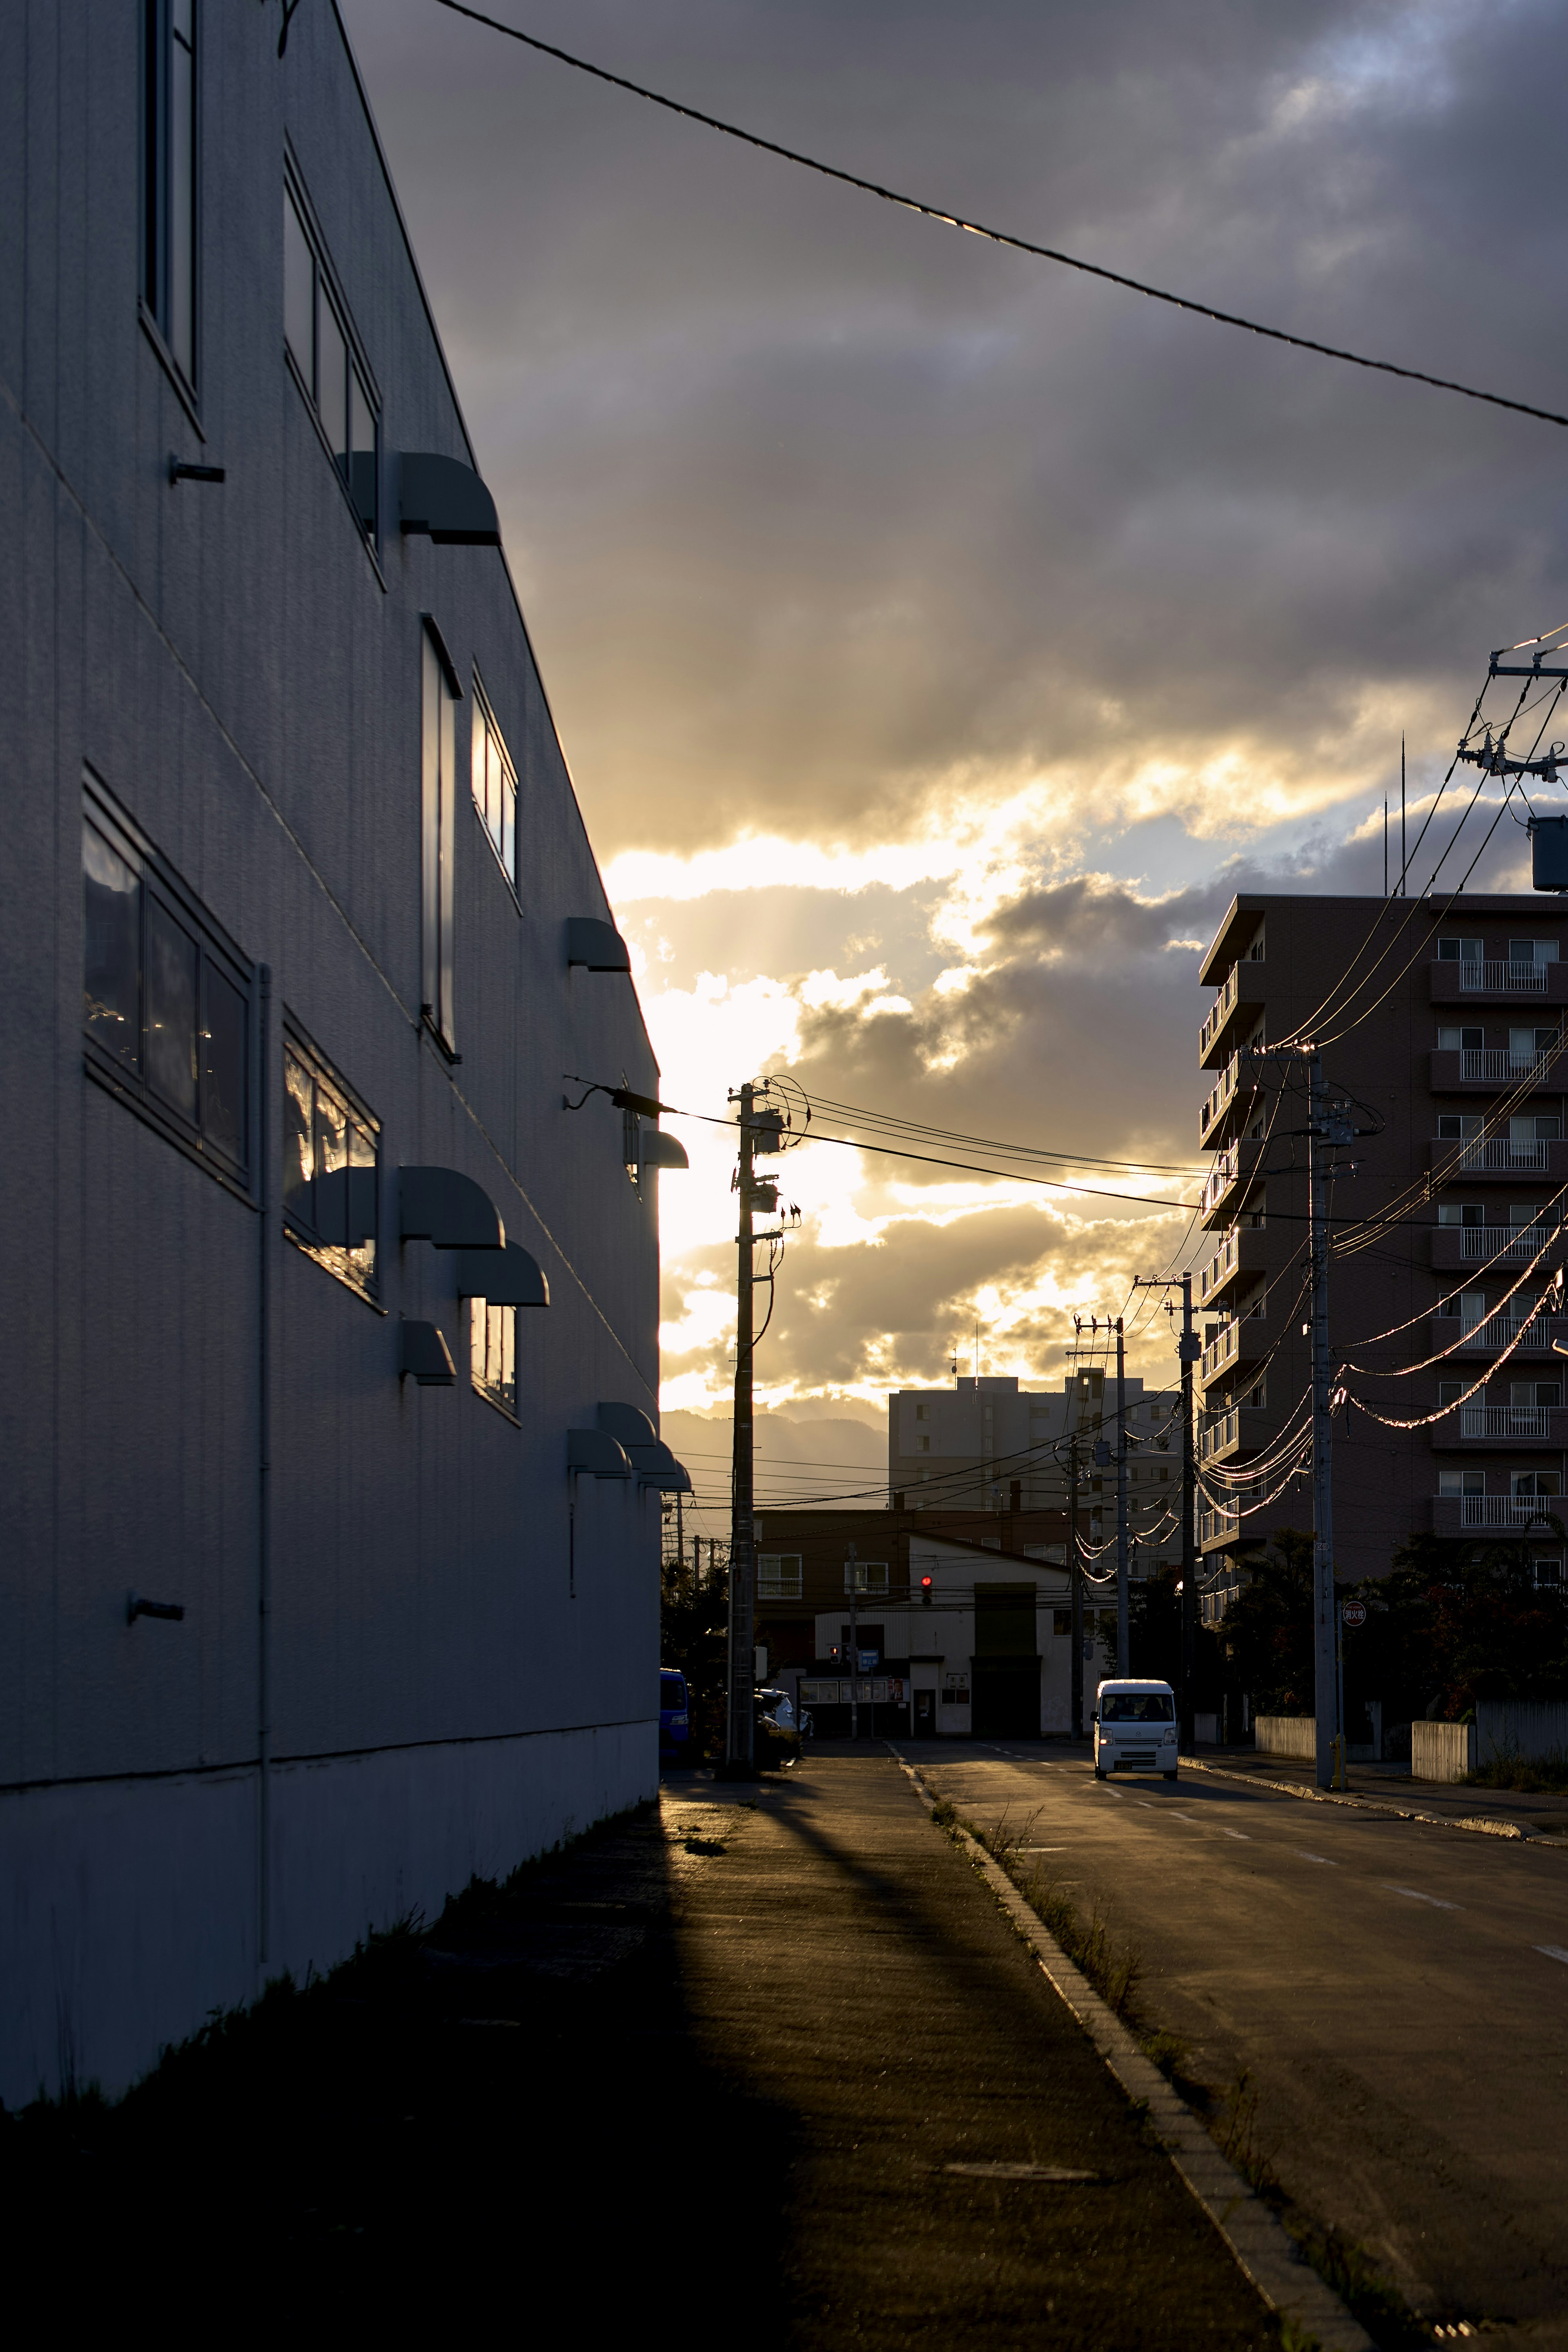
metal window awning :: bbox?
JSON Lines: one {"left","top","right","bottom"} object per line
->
{"left": 568, "top": 1428, "right": 633, "bottom": 1480}
{"left": 452, "top": 1240, "right": 550, "bottom": 1306}
{"left": 399, "top": 1167, "right": 505, "bottom": 1250}
{"left": 565, "top": 917, "right": 631, "bottom": 973}
{"left": 597, "top": 1402, "right": 692, "bottom": 1490}
{"left": 399, "top": 452, "right": 501, "bottom": 547}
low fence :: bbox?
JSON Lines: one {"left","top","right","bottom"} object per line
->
{"left": 1254, "top": 1716, "right": 1315, "bottom": 1761}
{"left": 1411, "top": 1722, "right": 1475, "bottom": 1782}
{"left": 1476, "top": 1701, "right": 1568, "bottom": 1766}
{"left": 1411, "top": 1706, "right": 1568, "bottom": 1780}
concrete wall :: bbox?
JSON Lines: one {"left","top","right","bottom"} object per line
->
{"left": 0, "top": 3, "right": 662, "bottom": 2102}
{"left": 1412, "top": 1722, "right": 1477, "bottom": 1782}
{"left": 1254, "top": 1715, "right": 1316, "bottom": 1760}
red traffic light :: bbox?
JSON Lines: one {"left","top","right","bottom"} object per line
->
{"left": 920, "top": 1574, "right": 933, "bottom": 1605}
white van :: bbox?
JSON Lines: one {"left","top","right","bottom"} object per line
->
{"left": 1093, "top": 1679, "right": 1178, "bottom": 1780}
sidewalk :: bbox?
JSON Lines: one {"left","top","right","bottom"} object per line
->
{"left": 1193, "top": 1744, "right": 1568, "bottom": 1833}
{"left": 667, "top": 1755, "right": 1276, "bottom": 2348}
{"left": 5, "top": 1760, "right": 1279, "bottom": 2344}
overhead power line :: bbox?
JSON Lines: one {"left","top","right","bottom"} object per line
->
{"left": 436, "top": 0, "right": 1568, "bottom": 433}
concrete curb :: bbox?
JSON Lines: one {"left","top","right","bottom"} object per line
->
{"left": 1180, "top": 1754, "right": 1539, "bottom": 1841}
{"left": 889, "top": 1748, "right": 1376, "bottom": 2352}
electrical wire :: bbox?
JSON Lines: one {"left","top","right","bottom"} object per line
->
{"left": 434, "top": 0, "right": 1568, "bottom": 434}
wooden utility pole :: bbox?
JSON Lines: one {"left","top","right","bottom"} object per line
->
{"left": 725, "top": 1082, "right": 757, "bottom": 1773}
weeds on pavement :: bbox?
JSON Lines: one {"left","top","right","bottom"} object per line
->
{"left": 1467, "top": 1743, "right": 1568, "bottom": 1792}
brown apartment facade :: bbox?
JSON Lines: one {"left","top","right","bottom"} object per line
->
{"left": 1198, "top": 894, "right": 1568, "bottom": 1590}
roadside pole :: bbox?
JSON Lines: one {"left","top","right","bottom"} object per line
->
{"left": 726, "top": 1082, "right": 756, "bottom": 1774}
{"left": 1179, "top": 1274, "right": 1198, "bottom": 1747}
{"left": 1069, "top": 1436, "right": 1084, "bottom": 1742}
{"left": 1307, "top": 1050, "right": 1339, "bottom": 1791}
{"left": 1115, "top": 1317, "right": 1129, "bottom": 1671}
{"left": 846, "top": 1541, "right": 860, "bottom": 1743}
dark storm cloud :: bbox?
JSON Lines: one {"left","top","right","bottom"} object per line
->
{"left": 343, "top": 0, "right": 1568, "bottom": 854}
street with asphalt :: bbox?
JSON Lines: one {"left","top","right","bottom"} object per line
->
{"left": 908, "top": 1738, "right": 1568, "bottom": 2339}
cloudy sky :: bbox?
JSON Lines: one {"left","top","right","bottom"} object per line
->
{"left": 343, "top": 0, "right": 1568, "bottom": 1439}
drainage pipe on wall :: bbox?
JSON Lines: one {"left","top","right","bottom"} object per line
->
{"left": 257, "top": 964, "right": 274, "bottom": 1976}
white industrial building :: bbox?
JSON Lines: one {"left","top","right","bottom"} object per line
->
{"left": 0, "top": 1, "right": 686, "bottom": 2104}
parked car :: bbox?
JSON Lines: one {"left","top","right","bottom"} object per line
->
{"left": 755, "top": 1686, "right": 802, "bottom": 1766}
{"left": 1093, "top": 1679, "right": 1178, "bottom": 1781}
{"left": 660, "top": 1668, "right": 692, "bottom": 1760}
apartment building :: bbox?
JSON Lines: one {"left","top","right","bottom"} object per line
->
{"left": 1197, "top": 893, "right": 1568, "bottom": 1588}
{"left": 0, "top": 3, "right": 686, "bottom": 2104}
{"left": 888, "top": 1371, "right": 1184, "bottom": 1574}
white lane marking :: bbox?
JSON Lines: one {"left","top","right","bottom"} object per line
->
{"left": 1216, "top": 1826, "right": 1252, "bottom": 1840}
{"left": 1100, "top": 1784, "right": 1127, "bottom": 1800}
{"left": 1169, "top": 1811, "right": 1205, "bottom": 1824}
{"left": 1384, "top": 1883, "right": 1461, "bottom": 1910}
{"left": 1536, "top": 1945, "right": 1568, "bottom": 1966}
{"left": 1295, "top": 1851, "right": 1338, "bottom": 1865}
{"left": 1019, "top": 1845, "right": 1069, "bottom": 1853}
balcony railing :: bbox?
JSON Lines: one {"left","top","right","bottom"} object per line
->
{"left": 1458, "top": 1223, "right": 1560, "bottom": 1261}
{"left": 1459, "top": 1407, "right": 1550, "bottom": 1438}
{"left": 1200, "top": 1054, "right": 1239, "bottom": 1138}
{"left": 1200, "top": 1410, "right": 1239, "bottom": 1461}
{"left": 1200, "top": 965, "right": 1240, "bottom": 1057}
{"left": 1200, "top": 1506, "right": 1239, "bottom": 1545}
{"left": 1200, "top": 1234, "right": 1238, "bottom": 1302}
{"left": 1202, "top": 1143, "right": 1248, "bottom": 1217}
{"left": 1436, "top": 1138, "right": 1552, "bottom": 1172}
{"left": 1457, "top": 1048, "right": 1559, "bottom": 1080}
{"left": 1201, "top": 1317, "right": 1265, "bottom": 1384}
{"left": 1436, "top": 1311, "right": 1568, "bottom": 1352}
{"left": 1457, "top": 960, "right": 1548, "bottom": 992}
{"left": 1443, "top": 1494, "right": 1561, "bottom": 1528}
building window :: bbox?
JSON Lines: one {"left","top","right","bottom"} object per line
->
{"left": 916, "top": 1435, "right": 931, "bottom": 1452}
{"left": 1437, "top": 1115, "right": 1483, "bottom": 1140}
{"left": 943, "top": 1676, "right": 970, "bottom": 1706}
{"left": 82, "top": 780, "right": 251, "bottom": 1189}
{"left": 1437, "top": 1202, "right": 1483, "bottom": 1227}
{"left": 845, "top": 1561, "right": 889, "bottom": 1595}
{"left": 142, "top": 0, "right": 198, "bottom": 386}
{"left": 758, "top": 1554, "right": 803, "bottom": 1600}
{"left": 915, "top": 1401, "right": 930, "bottom": 1420}
{"left": 1437, "top": 938, "right": 1483, "bottom": 963}
{"left": 1533, "top": 1556, "right": 1563, "bottom": 1587}
{"left": 284, "top": 169, "right": 379, "bottom": 539}
{"left": 282, "top": 1029, "right": 379, "bottom": 1301}
{"left": 470, "top": 670, "right": 518, "bottom": 890}
{"left": 421, "top": 622, "right": 460, "bottom": 1053}
{"left": 1512, "top": 1472, "right": 1560, "bottom": 1499}
{"left": 470, "top": 1299, "right": 517, "bottom": 1419}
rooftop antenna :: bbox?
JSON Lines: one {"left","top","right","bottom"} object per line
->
{"left": 1400, "top": 735, "right": 1407, "bottom": 896}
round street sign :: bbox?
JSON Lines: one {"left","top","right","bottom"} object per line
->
{"left": 1341, "top": 1599, "right": 1368, "bottom": 1628}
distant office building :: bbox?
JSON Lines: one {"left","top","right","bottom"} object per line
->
{"left": 887, "top": 1371, "right": 1183, "bottom": 1573}
{"left": 1, "top": 2, "right": 686, "bottom": 2104}
{"left": 1197, "top": 893, "right": 1568, "bottom": 1588}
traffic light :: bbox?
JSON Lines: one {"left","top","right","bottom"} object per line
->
{"left": 920, "top": 1574, "right": 933, "bottom": 1607}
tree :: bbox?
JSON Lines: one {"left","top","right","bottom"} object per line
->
{"left": 1216, "top": 1527, "right": 1316, "bottom": 1717}
{"left": 660, "top": 1546, "right": 731, "bottom": 1760}
{"left": 1346, "top": 1528, "right": 1568, "bottom": 1722}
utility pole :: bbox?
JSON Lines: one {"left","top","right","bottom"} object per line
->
{"left": 1115, "top": 1317, "right": 1129, "bottom": 1672}
{"left": 1132, "top": 1274, "right": 1201, "bottom": 1745}
{"left": 1068, "top": 1435, "right": 1084, "bottom": 1741}
{"left": 1308, "top": 1049, "right": 1343, "bottom": 1791}
{"left": 726, "top": 1081, "right": 757, "bottom": 1774}
{"left": 846, "top": 1541, "right": 860, "bottom": 1743}
{"left": 1179, "top": 1272, "right": 1198, "bottom": 1747}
